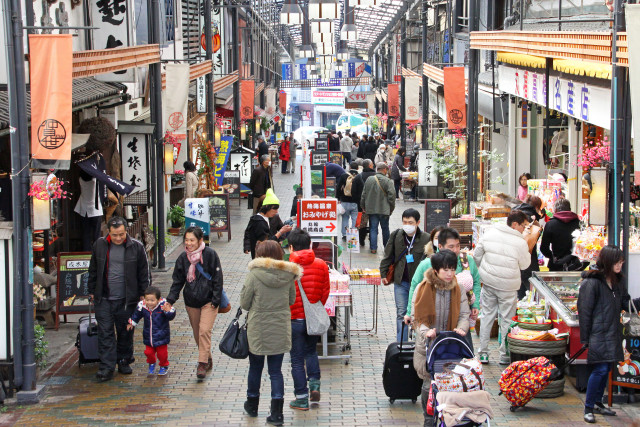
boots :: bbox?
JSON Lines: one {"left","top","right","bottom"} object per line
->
{"left": 289, "top": 396, "right": 309, "bottom": 411}
{"left": 243, "top": 396, "right": 259, "bottom": 417}
{"left": 421, "top": 380, "right": 433, "bottom": 427}
{"left": 266, "top": 398, "right": 284, "bottom": 426}
{"left": 309, "top": 379, "right": 321, "bottom": 402}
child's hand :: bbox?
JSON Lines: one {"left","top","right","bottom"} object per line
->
{"left": 126, "top": 324, "right": 134, "bottom": 331}
{"left": 163, "top": 303, "right": 172, "bottom": 312}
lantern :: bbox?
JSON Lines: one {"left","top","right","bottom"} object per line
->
{"left": 164, "top": 142, "right": 175, "bottom": 174}
{"left": 31, "top": 172, "right": 50, "bottom": 231}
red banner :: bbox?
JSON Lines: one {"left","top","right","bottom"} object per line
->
{"left": 388, "top": 83, "right": 399, "bottom": 117}
{"left": 279, "top": 91, "right": 286, "bottom": 115}
{"left": 240, "top": 80, "right": 255, "bottom": 121}
{"left": 29, "top": 34, "right": 73, "bottom": 169}
{"left": 443, "top": 67, "right": 467, "bottom": 130}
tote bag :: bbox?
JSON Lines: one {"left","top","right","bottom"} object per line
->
{"left": 219, "top": 308, "right": 249, "bottom": 359}
{"left": 296, "top": 280, "right": 330, "bottom": 336}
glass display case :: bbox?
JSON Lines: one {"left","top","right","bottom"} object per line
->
{"left": 529, "top": 271, "right": 583, "bottom": 327}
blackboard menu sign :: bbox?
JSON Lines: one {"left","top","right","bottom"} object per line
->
{"left": 609, "top": 331, "right": 640, "bottom": 397}
{"left": 316, "top": 134, "right": 328, "bottom": 150}
{"left": 326, "top": 177, "right": 337, "bottom": 198}
{"left": 310, "top": 165, "right": 326, "bottom": 197}
{"left": 424, "top": 199, "right": 452, "bottom": 233}
{"left": 312, "top": 151, "right": 329, "bottom": 166}
{"left": 223, "top": 171, "right": 241, "bottom": 199}
{"left": 56, "top": 252, "right": 93, "bottom": 324}
{"left": 209, "top": 194, "right": 230, "bottom": 233}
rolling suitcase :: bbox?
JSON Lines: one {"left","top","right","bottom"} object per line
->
{"left": 382, "top": 323, "right": 422, "bottom": 403}
{"left": 75, "top": 300, "right": 99, "bottom": 366}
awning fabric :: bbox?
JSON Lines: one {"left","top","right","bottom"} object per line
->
{"left": 497, "top": 52, "right": 547, "bottom": 69}
{"left": 553, "top": 59, "right": 612, "bottom": 79}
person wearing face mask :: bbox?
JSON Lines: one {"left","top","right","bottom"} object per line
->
{"left": 423, "top": 226, "right": 444, "bottom": 259}
{"left": 379, "top": 209, "right": 429, "bottom": 341}
{"left": 249, "top": 155, "right": 274, "bottom": 215}
{"left": 374, "top": 143, "right": 387, "bottom": 165}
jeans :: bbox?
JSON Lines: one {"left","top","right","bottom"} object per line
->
{"left": 341, "top": 202, "right": 358, "bottom": 237}
{"left": 247, "top": 352, "right": 285, "bottom": 399}
{"left": 394, "top": 179, "right": 402, "bottom": 199}
{"left": 94, "top": 299, "right": 136, "bottom": 371}
{"left": 394, "top": 281, "right": 411, "bottom": 341}
{"left": 342, "top": 152, "right": 352, "bottom": 168}
{"left": 290, "top": 320, "right": 321, "bottom": 398}
{"left": 585, "top": 362, "right": 611, "bottom": 409}
{"left": 281, "top": 160, "right": 289, "bottom": 173}
{"left": 368, "top": 214, "right": 390, "bottom": 251}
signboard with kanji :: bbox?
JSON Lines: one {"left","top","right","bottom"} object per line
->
{"left": 185, "top": 198, "right": 211, "bottom": 235}
{"left": 213, "top": 136, "right": 232, "bottom": 185}
{"left": 119, "top": 132, "right": 149, "bottom": 204}
{"left": 417, "top": 149, "right": 438, "bottom": 187}
{"left": 299, "top": 199, "right": 338, "bottom": 237}
{"left": 230, "top": 151, "right": 252, "bottom": 184}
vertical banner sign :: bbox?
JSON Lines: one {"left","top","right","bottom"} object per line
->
{"left": 299, "top": 64, "right": 307, "bottom": 80}
{"left": 197, "top": 76, "right": 207, "bottom": 113}
{"left": 265, "top": 88, "right": 277, "bottom": 115}
{"left": 405, "top": 78, "right": 420, "bottom": 122}
{"left": 230, "top": 152, "right": 252, "bottom": 184}
{"left": 367, "top": 94, "right": 376, "bottom": 115}
{"left": 90, "top": 0, "right": 133, "bottom": 82}
{"left": 443, "top": 67, "right": 467, "bottom": 130}
{"left": 119, "top": 133, "right": 148, "bottom": 196}
{"left": 417, "top": 149, "right": 438, "bottom": 187}
{"left": 29, "top": 35, "right": 73, "bottom": 170}
{"left": 214, "top": 136, "right": 233, "bottom": 185}
{"left": 204, "top": 0, "right": 225, "bottom": 75}
{"left": 625, "top": 5, "right": 640, "bottom": 185}
{"left": 281, "top": 63, "right": 293, "bottom": 80}
{"left": 240, "top": 80, "right": 255, "bottom": 121}
{"left": 279, "top": 91, "right": 287, "bottom": 115}
{"left": 163, "top": 64, "right": 189, "bottom": 140}
{"left": 388, "top": 83, "right": 400, "bottom": 117}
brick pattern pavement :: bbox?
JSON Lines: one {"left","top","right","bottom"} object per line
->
{"left": 2, "top": 156, "right": 639, "bottom": 426}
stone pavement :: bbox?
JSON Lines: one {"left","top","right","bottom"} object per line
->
{"left": 2, "top": 155, "right": 639, "bottom": 426}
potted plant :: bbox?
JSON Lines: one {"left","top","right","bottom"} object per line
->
{"left": 34, "top": 324, "right": 48, "bottom": 370}
{"left": 172, "top": 169, "right": 185, "bottom": 186}
{"left": 167, "top": 205, "right": 185, "bottom": 235}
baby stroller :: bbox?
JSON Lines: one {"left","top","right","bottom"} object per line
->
{"left": 426, "top": 332, "right": 492, "bottom": 427}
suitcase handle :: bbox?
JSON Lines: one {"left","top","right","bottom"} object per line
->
{"left": 397, "top": 322, "right": 415, "bottom": 351}
{"left": 87, "top": 296, "right": 98, "bottom": 337}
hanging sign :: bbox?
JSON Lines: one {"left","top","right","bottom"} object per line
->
{"left": 443, "top": 67, "right": 467, "bottom": 130}
{"left": 90, "top": 0, "right": 134, "bottom": 82}
{"left": 282, "top": 63, "right": 293, "bottom": 80}
{"left": 240, "top": 80, "right": 255, "bottom": 120}
{"left": 312, "top": 90, "right": 345, "bottom": 106}
{"left": 346, "top": 92, "right": 368, "bottom": 103}
{"left": 388, "top": 83, "right": 400, "bottom": 117}
{"left": 163, "top": 63, "right": 190, "bottom": 140}
{"left": 201, "top": 0, "right": 225, "bottom": 75}
{"left": 197, "top": 76, "right": 207, "bottom": 113}
{"left": 279, "top": 91, "right": 287, "bottom": 115}
{"left": 229, "top": 151, "right": 252, "bottom": 184}
{"left": 265, "top": 88, "right": 277, "bottom": 115}
{"left": 29, "top": 34, "right": 73, "bottom": 170}
{"left": 299, "top": 199, "right": 339, "bottom": 237}
{"left": 119, "top": 132, "right": 149, "bottom": 199}
{"left": 417, "top": 149, "right": 438, "bottom": 187}
{"left": 213, "top": 136, "right": 233, "bottom": 185}
{"left": 405, "top": 78, "right": 421, "bottom": 122}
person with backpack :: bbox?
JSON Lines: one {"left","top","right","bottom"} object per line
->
{"left": 337, "top": 161, "right": 364, "bottom": 241}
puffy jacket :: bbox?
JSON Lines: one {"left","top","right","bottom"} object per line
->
{"left": 578, "top": 268, "right": 629, "bottom": 364}
{"left": 168, "top": 246, "right": 224, "bottom": 308}
{"left": 336, "top": 170, "right": 364, "bottom": 206}
{"left": 540, "top": 211, "right": 580, "bottom": 270}
{"left": 279, "top": 140, "right": 291, "bottom": 161}
{"left": 289, "top": 249, "right": 330, "bottom": 320}
{"left": 129, "top": 298, "right": 176, "bottom": 347}
{"left": 473, "top": 223, "right": 531, "bottom": 291}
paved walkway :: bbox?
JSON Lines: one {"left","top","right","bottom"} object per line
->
{"left": 2, "top": 156, "right": 639, "bottom": 426}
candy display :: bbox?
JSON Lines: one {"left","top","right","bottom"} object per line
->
{"left": 573, "top": 226, "right": 606, "bottom": 261}
{"left": 347, "top": 268, "right": 381, "bottom": 285}
{"left": 527, "top": 179, "right": 564, "bottom": 213}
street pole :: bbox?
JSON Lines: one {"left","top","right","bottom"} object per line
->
{"left": 3, "top": 0, "right": 35, "bottom": 393}
{"left": 400, "top": 16, "right": 407, "bottom": 148}
{"left": 205, "top": 0, "right": 215, "bottom": 141}
{"left": 232, "top": 5, "right": 241, "bottom": 141}
{"left": 466, "top": 0, "right": 480, "bottom": 211}
{"left": 422, "top": 0, "right": 429, "bottom": 148}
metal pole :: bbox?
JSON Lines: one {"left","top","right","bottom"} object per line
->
{"left": 545, "top": 57, "right": 551, "bottom": 169}
{"left": 558, "top": 0, "right": 562, "bottom": 31}
{"left": 422, "top": 0, "right": 429, "bottom": 148}
{"left": 232, "top": 5, "right": 240, "bottom": 141}
{"left": 205, "top": 0, "right": 215, "bottom": 140}
{"left": 466, "top": 0, "right": 479, "bottom": 210}
{"left": 622, "top": 68, "right": 632, "bottom": 282}
{"left": 148, "top": 0, "right": 165, "bottom": 268}
{"left": 3, "top": 0, "right": 33, "bottom": 391}
{"left": 520, "top": 0, "right": 524, "bottom": 30}
{"left": 400, "top": 16, "right": 407, "bottom": 148}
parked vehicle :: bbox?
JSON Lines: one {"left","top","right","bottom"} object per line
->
{"left": 292, "top": 126, "right": 328, "bottom": 148}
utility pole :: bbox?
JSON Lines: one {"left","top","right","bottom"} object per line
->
{"left": 232, "top": 5, "right": 240, "bottom": 141}
{"left": 421, "top": 0, "right": 429, "bottom": 147}
{"left": 205, "top": 0, "right": 215, "bottom": 141}
{"left": 400, "top": 16, "right": 407, "bottom": 148}
{"left": 466, "top": 0, "right": 480, "bottom": 210}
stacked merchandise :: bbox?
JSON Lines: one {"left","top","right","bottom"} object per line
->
{"left": 527, "top": 179, "right": 564, "bottom": 214}
{"left": 449, "top": 218, "right": 476, "bottom": 248}
{"left": 347, "top": 268, "right": 381, "bottom": 285}
{"left": 325, "top": 271, "right": 351, "bottom": 316}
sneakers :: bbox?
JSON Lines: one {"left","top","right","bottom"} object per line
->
{"left": 594, "top": 403, "right": 616, "bottom": 416}
{"left": 196, "top": 362, "right": 207, "bottom": 379}
{"left": 148, "top": 364, "right": 156, "bottom": 374}
{"left": 584, "top": 412, "right": 596, "bottom": 423}
{"left": 499, "top": 357, "right": 511, "bottom": 366}
{"left": 479, "top": 353, "right": 489, "bottom": 364}
{"left": 244, "top": 396, "right": 259, "bottom": 417}
{"left": 95, "top": 369, "right": 114, "bottom": 382}
{"left": 309, "top": 379, "right": 321, "bottom": 402}
{"left": 158, "top": 366, "right": 169, "bottom": 376}
{"left": 117, "top": 360, "right": 133, "bottom": 375}
{"left": 289, "top": 397, "right": 309, "bottom": 411}
{"left": 206, "top": 356, "right": 213, "bottom": 371}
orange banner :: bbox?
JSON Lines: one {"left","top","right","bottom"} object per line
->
{"left": 443, "top": 67, "right": 467, "bottom": 130}
{"left": 279, "top": 91, "right": 286, "bottom": 115}
{"left": 388, "top": 83, "right": 399, "bottom": 117}
{"left": 240, "top": 80, "right": 255, "bottom": 121}
{"left": 29, "top": 34, "right": 73, "bottom": 169}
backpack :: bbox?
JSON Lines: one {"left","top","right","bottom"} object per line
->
{"left": 343, "top": 174, "right": 355, "bottom": 196}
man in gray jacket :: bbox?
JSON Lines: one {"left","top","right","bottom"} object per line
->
{"left": 360, "top": 162, "right": 395, "bottom": 254}
{"left": 340, "top": 132, "right": 354, "bottom": 167}
{"left": 473, "top": 210, "right": 531, "bottom": 365}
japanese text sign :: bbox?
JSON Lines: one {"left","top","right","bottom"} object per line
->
{"left": 230, "top": 152, "right": 252, "bottom": 184}
{"left": 417, "top": 149, "right": 438, "bottom": 187}
{"left": 185, "top": 198, "right": 211, "bottom": 235}
{"left": 163, "top": 63, "right": 189, "bottom": 140}
{"left": 300, "top": 199, "right": 338, "bottom": 237}
{"left": 119, "top": 132, "right": 148, "bottom": 196}
{"left": 91, "top": 0, "right": 133, "bottom": 82}
{"left": 213, "top": 136, "right": 233, "bottom": 185}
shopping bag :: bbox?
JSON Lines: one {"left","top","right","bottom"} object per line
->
{"left": 219, "top": 308, "right": 249, "bottom": 359}
{"left": 356, "top": 212, "right": 369, "bottom": 229}
{"left": 297, "top": 280, "right": 330, "bottom": 336}
{"left": 434, "top": 358, "right": 485, "bottom": 392}
{"left": 426, "top": 383, "right": 436, "bottom": 416}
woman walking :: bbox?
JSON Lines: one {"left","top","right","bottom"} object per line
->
{"left": 390, "top": 147, "right": 407, "bottom": 198}
{"left": 165, "top": 226, "right": 223, "bottom": 379}
{"left": 279, "top": 137, "right": 291, "bottom": 174}
{"left": 241, "top": 240, "right": 301, "bottom": 426}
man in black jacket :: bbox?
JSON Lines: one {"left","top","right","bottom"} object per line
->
{"left": 540, "top": 198, "right": 581, "bottom": 271}
{"left": 88, "top": 216, "right": 150, "bottom": 381}
{"left": 249, "top": 155, "right": 273, "bottom": 214}
{"left": 337, "top": 162, "right": 364, "bottom": 240}
{"left": 257, "top": 135, "right": 269, "bottom": 158}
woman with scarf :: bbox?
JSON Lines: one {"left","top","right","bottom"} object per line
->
{"left": 408, "top": 249, "right": 470, "bottom": 427}
{"left": 166, "top": 226, "right": 223, "bottom": 379}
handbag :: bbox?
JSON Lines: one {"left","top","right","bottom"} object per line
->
{"left": 554, "top": 254, "right": 583, "bottom": 272}
{"left": 296, "top": 280, "right": 330, "bottom": 336}
{"left": 195, "top": 263, "right": 231, "bottom": 313}
{"left": 434, "top": 358, "right": 485, "bottom": 393}
{"left": 385, "top": 231, "right": 410, "bottom": 285}
{"left": 219, "top": 308, "right": 249, "bottom": 359}
{"left": 625, "top": 299, "right": 640, "bottom": 336}
{"left": 356, "top": 212, "right": 369, "bottom": 229}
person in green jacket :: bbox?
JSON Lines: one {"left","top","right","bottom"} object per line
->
{"left": 405, "top": 228, "right": 481, "bottom": 325}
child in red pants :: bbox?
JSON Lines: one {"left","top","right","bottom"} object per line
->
{"left": 127, "top": 286, "right": 176, "bottom": 375}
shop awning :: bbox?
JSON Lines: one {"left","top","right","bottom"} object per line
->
{"left": 496, "top": 52, "right": 546, "bottom": 69}
{"left": 554, "top": 59, "right": 612, "bottom": 80}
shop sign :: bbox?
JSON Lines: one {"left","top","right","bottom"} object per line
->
{"left": 229, "top": 152, "right": 252, "bottom": 184}
{"left": 119, "top": 132, "right": 148, "bottom": 196}
{"left": 299, "top": 199, "right": 338, "bottom": 236}
{"left": 282, "top": 63, "right": 293, "bottom": 80}
{"left": 163, "top": 64, "right": 190, "bottom": 140}
{"left": 197, "top": 76, "right": 207, "bottom": 113}
{"left": 90, "top": 0, "right": 134, "bottom": 82}
{"left": 200, "top": 0, "right": 225, "bottom": 75}
{"left": 312, "top": 90, "right": 345, "bottom": 106}
{"left": 213, "top": 136, "right": 232, "bottom": 185}
{"left": 346, "top": 92, "right": 369, "bottom": 103}
{"left": 417, "top": 149, "right": 438, "bottom": 187}
{"left": 298, "top": 64, "right": 307, "bottom": 80}
{"left": 265, "top": 88, "right": 277, "bottom": 115}
{"left": 443, "top": 67, "right": 466, "bottom": 130}
{"left": 405, "top": 78, "right": 420, "bottom": 122}
{"left": 347, "top": 61, "right": 371, "bottom": 78}
{"left": 498, "top": 65, "right": 611, "bottom": 130}
{"left": 185, "top": 198, "right": 210, "bottom": 235}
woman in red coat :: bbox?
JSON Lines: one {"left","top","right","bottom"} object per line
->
{"left": 279, "top": 137, "right": 291, "bottom": 174}
{"left": 287, "top": 229, "right": 330, "bottom": 411}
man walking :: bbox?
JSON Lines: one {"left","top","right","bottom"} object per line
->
{"left": 340, "top": 132, "right": 354, "bottom": 168}
{"left": 88, "top": 216, "right": 150, "bottom": 381}
{"left": 336, "top": 161, "right": 364, "bottom": 241}
{"left": 360, "top": 162, "right": 395, "bottom": 254}
{"left": 473, "top": 211, "right": 531, "bottom": 364}
{"left": 256, "top": 135, "right": 269, "bottom": 158}
{"left": 249, "top": 155, "right": 273, "bottom": 214}
{"left": 288, "top": 132, "right": 297, "bottom": 173}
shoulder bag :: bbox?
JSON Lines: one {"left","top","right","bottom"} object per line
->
{"left": 624, "top": 299, "right": 640, "bottom": 336}
{"left": 296, "top": 280, "right": 330, "bottom": 336}
{"left": 219, "top": 307, "right": 249, "bottom": 359}
{"left": 384, "top": 230, "right": 409, "bottom": 285}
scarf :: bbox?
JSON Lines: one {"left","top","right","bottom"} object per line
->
{"left": 186, "top": 241, "right": 206, "bottom": 282}
{"left": 414, "top": 268, "right": 461, "bottom": 331}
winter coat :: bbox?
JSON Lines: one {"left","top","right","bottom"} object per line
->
{"left": 424, "top": 241, "right": 436, "bottom": 259}
{"left": 364, "top": 141, "right": 378, "bottom": 162}
{"left": 340, "top": 136, "right": 354, "bottom": 153}
{"left": 473, "top": 223, "right": 531, "bottom": 291}
{"left": 360, "top": 167, "right": 376, "bottom": 184}
{"left": 578, "top": 268, "right": 629, "bottom": 364}
{"left": 324, "top": 162, "right": 346, "bottom": 179}
{"left": 351, "top": 142, "right": 359, "bottom": 159}
{"left": 184, "top": 171, "right": 198, "bottom": 200}
{"left": 357, "top": 141, "right": 366, "bottom": 159}
{"left": 168, "top": 246, "right": 224, "bottom": 308}
{"left": 514, "top": 202, "right": 542, "bottom": 274}
{"left": 289, "top": 249, "right": 330, "bottom": 320}
{"left": 360, "top": 172, "right": 395, "bottom": 216}
{"left": 336, "top": 170, "right": 364, "bottom": 206}
{"left": 379, "top": 228, "right": 429, "bottom": 286}
{"left": 289, "top": 138, "right": 297, "bottom": 156}
{"left": 248, "top": 165, "right": 272, "bottom": 198}
{"left": 374, "top": 150, "right": 387, "bottom": 165}
{"left": 540, "top": 211, "right": 580, "bottom": 271}
{"left": 87, "top": 235, "right": 150, "bottom": 305}
{"left": 410, "top": 269, "right": 471, "bottom": 380}
{"left": 257, "top": 140, "right": 269, "bottom": 158}
{"left": 329, "top": 134, "right": 340, "bottom": 152}
{"left": 243, "top": 214, "right": 277, "bottom": 258}
{"left": 390, "top": 154, "right": 406, "bottom": 180}
{"left": 129, "top": 298, "right": 176, "bottom": 347}
{"left": 240, "top": 257, "right": 300, "bottom": 356}
{"left": 279, "top": 140, "right": 291, "bottom": 161}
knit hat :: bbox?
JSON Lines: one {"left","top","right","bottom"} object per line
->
{"left": 262, "top": 188, "right": 280, "bottom": 206}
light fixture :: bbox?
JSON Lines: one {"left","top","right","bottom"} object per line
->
{"left": 31, "top": 172, "right": 50, "bottom": 231}
{"left": 337, "top": 47, "right": 349, "bottom": 61}
{"left": 334, "top": 61, "right": 343, "bottom": 72}
{"left": 255, "top": 119, "right": 261, "bottom": 133}
{"left": 319, "top": 55, "right": 334, "bottom": 65}
{"left": 309, "top": 0, "right": 339, "bottom": 20}
{"left": 241, "top": 124, "right": 247, "bottom": 140}
{"left": 589, "top": 167, "right": 608, "bottom": 226}
{"left": 415, "top": 125, "right": 422, "bottom": 143}
{"left": 280, "top": 0, "right": 303, "bottom": 25}
{"left": 317, "top": 44, "right": 335, "bottom": 55}
{"left": 527, "top": 102, "right": 532, "bottom": 111}
{"left": 312, "top": 32, "right": 334, "bottom": 44}
{"left": 299, "top": 44, "right": 314, "bottom": 58}
{"left": 164, "top": 142, "right": 175, "bottom": 174}
{"left": 307, "top": 58, "right": 317, "bottom": 71}
{"left": 383, "top": 119, "right": 387, "bottom": 132}
{"left": 575, "top": 121, "right": 582, "bottom": 132}
{"left": 341, "top": 4, "right": 357, "bottom": 41}
{"left": 350, "top": 0, "right": 379, "bottom": 7}
{"left": 457, "top": 138, "right": 467, "bottom": 165}
{"left": 395, "top": 121, "right": 400, "bottom": 134}
{"left": 510, "top": 95, "right": 516, "bottom": 104}
{"left": 536, "top": 106, "right": 542, "bottom": 115}
{"left": 310, "top": 20, "right": 333, "bottom": 34}
{"left": 214, "top": 126, "right": 221, "bottom": 145}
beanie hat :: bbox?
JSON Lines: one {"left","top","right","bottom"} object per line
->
{"left": 262, "top": 188, "right": 280, "bottom": 206}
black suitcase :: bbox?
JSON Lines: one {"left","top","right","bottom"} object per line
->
{"left": 382, "top": 323, "right": 423, "bottom": 403}
{"left": 75, "top": 300, "right": 99, "bottom": 366}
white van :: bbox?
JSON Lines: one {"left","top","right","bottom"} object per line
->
{"left": 335, "top": 112, "right": 370, "bottom": 137}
